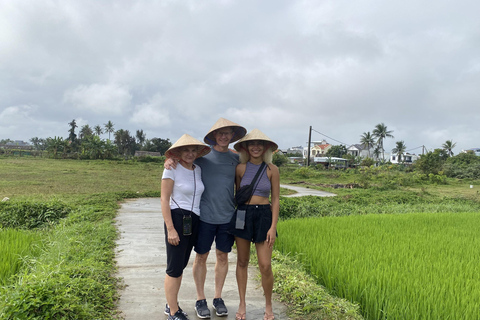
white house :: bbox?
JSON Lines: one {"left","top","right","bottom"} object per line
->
{"left": 347, "top": 144, "right": 372, "bottom": 158}
{"left": 390, "top": 153, "right": 419, "bottom": 164}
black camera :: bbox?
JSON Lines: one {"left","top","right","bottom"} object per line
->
{"left": 183, "top": 215, "right": 192, "bottom": 236}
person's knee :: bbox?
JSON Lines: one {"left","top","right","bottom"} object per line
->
{"left": 258, "top": 262, "right": 272, "bottom": 275}
{"left": 195, "top": 252, "right": 209, "bottom": 264}
{"left": 216, "top": 251, "right": 229, "bottom": 265}
{"left": 237, "top": 257, "right": 249, "bottom": 269}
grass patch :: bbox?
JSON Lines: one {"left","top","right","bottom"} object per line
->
{"left": 0, "top": 158, "right": 163, "bottom": 319}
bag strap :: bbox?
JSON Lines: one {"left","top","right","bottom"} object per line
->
{"left": 244, "top": 162, "right": 267, "bottom": 204}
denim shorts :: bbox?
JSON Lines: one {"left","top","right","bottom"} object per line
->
{"left": 194, "top": 220, "right": 234, "bottom": 254}
{"left": 229, "top": 204, "right": 273, "bottom": 243}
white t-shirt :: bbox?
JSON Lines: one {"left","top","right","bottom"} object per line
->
{"left": 162, "top": 164, "right": 204, "bottom": 216}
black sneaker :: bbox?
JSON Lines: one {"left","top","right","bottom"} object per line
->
{"left": 167, "top": 309, "right": 190, "bottom": 320}
{"left": 165, "top": 303, "right": 188, "bottom": 317}
{"left": 212, "top": 298, "right": 228, "bottom": 317}
{"left": 194, "top": 299, "right": 211, "bottom": 319}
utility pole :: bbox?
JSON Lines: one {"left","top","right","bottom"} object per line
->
{"left": 307, "top": 126, "right": 312, "bottom": 166}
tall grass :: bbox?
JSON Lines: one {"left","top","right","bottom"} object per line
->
{"left": 0, "top": 158, "right": 162, "bottom": 319}
{"left": 0, "top": 229, "right": 45, "bottom": 286}
{"left": 276, "top": 212, "right": 480, "bottom": 320}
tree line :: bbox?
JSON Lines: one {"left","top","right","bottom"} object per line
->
{"left": 320, "top": 122, "right": 459, "bottom": 168}
{"left": 27, "top": 119, "right": 172, "bottom": 160}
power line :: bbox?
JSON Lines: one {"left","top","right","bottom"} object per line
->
{"left": 310, "top": 128, "right": 350, "bottom": 146}
{"left": 405, "top": 145, "right": 424, "bottom": 152}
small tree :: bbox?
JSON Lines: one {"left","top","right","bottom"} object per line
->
{"left": 104, "top": 120, "right": 115, "bottom": 141}
{"left": 143, "top": 137, "right": 172, "bottom": 155}
{"left": 94, "top": 125, "right": 103, "bottom": 136}
{"left": 372, "top": 123, "right": 394, "bottom": 161}
{"left": 360, "top": 132, "right": 374, "bottom": 157}
{"left": 273, "top": 152, "right": 288, "bottom": 167}
{"left": 442, "top": 140, "right": 456, "bottom": 157}
{"left": 414, "top": 149, "right": 447, "bottom": 175}
{"left": 392, "top": 141, "right": 407, "bottom": 163}
{"left": 325, "top": 145, "right": 347, "bottom": 158}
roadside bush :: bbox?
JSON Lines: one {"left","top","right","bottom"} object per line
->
{"left": 293, "top": 167, "right": 316, "bottom": 179}
{"left": 0, "top": 200, "right": 72, "bottom": 229}
{"left": 136, "top": 155, "right": 166, "bottom": 163}
{"left": 273, "top": 152, "right": 288, "bottom": 167}
{"left": 443, "top": 153, "right": 480, "bottom": 179}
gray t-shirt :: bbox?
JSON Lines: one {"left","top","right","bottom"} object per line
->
{"left": 195, "top": 148, "right": 239, "bottom": 224}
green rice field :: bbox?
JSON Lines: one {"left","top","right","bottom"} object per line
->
{"left": 276, "top": 212, "right": 480, "bottom": 320}
{"left": 0, "top": 229, "right": 45, "bottom": 286}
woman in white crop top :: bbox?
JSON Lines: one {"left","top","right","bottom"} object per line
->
{"left": 230, "top": 129, "right": 280, "bottom": 320}
{"left": 161, "top": 134, "right": 210, "bottom": 320}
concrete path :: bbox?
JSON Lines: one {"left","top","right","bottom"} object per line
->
{"left": 280, "top": 184, "right": 336, "bottom": 197}
{"left": 115, "top": 198, "right": 288, "bottom": 320}
{"left": 114, "top": 186, "right": 335, "bottom": 319}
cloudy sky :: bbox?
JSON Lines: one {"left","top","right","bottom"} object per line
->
{"left": 1, "top": 0, "right": 479, "bottom": 155}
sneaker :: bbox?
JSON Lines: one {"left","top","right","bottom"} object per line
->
{"left": 165, "top": 303, "right": 188, "bottom": 317}
{"left": 167, "top": 309, "right": 190, "bottom": 320}
{"left": 212, "top": 298, "right": 228, "bottom": 317}
{"left": 195, "top": 299, "right": 211, "bottom": 319}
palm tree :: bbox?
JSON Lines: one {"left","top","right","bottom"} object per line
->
{"left": 79, "top": 124, "right": 93, "bottom": 140}
{"left": 94, "top": 125, "right": 103, "bottom": 136}
{"left": 442, "top": 140, "right": 456, "bottom": 157}
{"left": 46, "top": 136, "right": 65, "bottom": 158}
{"left": 136, "top": 129, "right": 146, "bottom": 147}
{"left": 372, "top": 123, "right": 394, "bottom": 161}
{"left": 373, "top": 145, "right": 382, "bottom": 162}
{"left": 104, "top": 121, "right": 115, "bottom": 141}
{"left": 392, "top": 141, "right": 407, "bottom": 163}
{"left": 360, "top": 131, "right": 374, "bottom": 157}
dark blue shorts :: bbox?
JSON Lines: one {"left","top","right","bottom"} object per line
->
{"left": 165, "top": 209, "right": 200, "bottom": 278}
{"left": 194, "top": 220, "right": 234, "bottom": 254}
{"left": 229, "top": 204, "right": 273, "bottom": 243}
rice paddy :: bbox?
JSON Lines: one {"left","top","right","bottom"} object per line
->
{"left": 276, "top": 212, "right": 480, "bottom": 319}
{"left": 0, "top": 228, "right": 45, "bottom": 286}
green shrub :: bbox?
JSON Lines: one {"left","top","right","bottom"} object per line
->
{"left": 0, "top": 200, "right": 72, "bottom": 229}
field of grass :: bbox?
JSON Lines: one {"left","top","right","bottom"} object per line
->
{"left": 276, "top": 212, "right": 480, "bottom": 319}
{"left": 0, "top": 158, "right": 164, "bottom": 319}
{"left": 2, "top": 158, "right": 479, "bottom": 319}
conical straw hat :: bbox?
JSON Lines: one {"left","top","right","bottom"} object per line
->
{"left": 204, "top": 118, "right": 247, "bottom": 145}
{"left": 234, "top": 128, "right": 278, "bottom": 152}
{"left": 165, "top": 134, "right": 211, "bottom": 159}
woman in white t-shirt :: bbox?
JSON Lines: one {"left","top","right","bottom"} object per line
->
{"left": 161, "top": 134, "right": 210, "bottom": 320}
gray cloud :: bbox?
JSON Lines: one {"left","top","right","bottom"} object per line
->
{"left": 1, "top": 0, "right": 479, "bottom": 155}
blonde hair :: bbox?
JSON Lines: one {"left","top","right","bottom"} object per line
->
{"left": 238, "top": 142, "right": 274, "bottom": 164}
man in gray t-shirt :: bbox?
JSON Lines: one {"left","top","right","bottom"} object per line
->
{"left": 165, "top": 118, "right": 246, "bottom": 318}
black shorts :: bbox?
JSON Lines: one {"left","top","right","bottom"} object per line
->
{"left": 229, "top": 204, "right": 273, "bottom": 243}
{"left": 165, "top": 208, "right": 200, "bottom": 278}
{"left": 194, "top": 221, "right": 234, "bottom": 254}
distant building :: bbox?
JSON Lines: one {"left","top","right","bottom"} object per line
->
{"left": 314, "top": 156, "right": 348, "bottom": 169}
{"left": 6, "top": 140, "right": 31, "bottom": 147}
{"left": 286, "top": 146, "right": 303, "bottom": 155}
{"left": 462, "top": 148, "right": 480, "bottom": 156}
{"left": 347, "top": 144, "right": 372, "bottom": 158}
{"left": 390, "top": 153, "right": 419, "bottom": 164}
{"left": 304, "top": 139, "right": 331, "bottom": 158}
{"left": 1, "top": 140, "right": 32, "bottom": 150}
